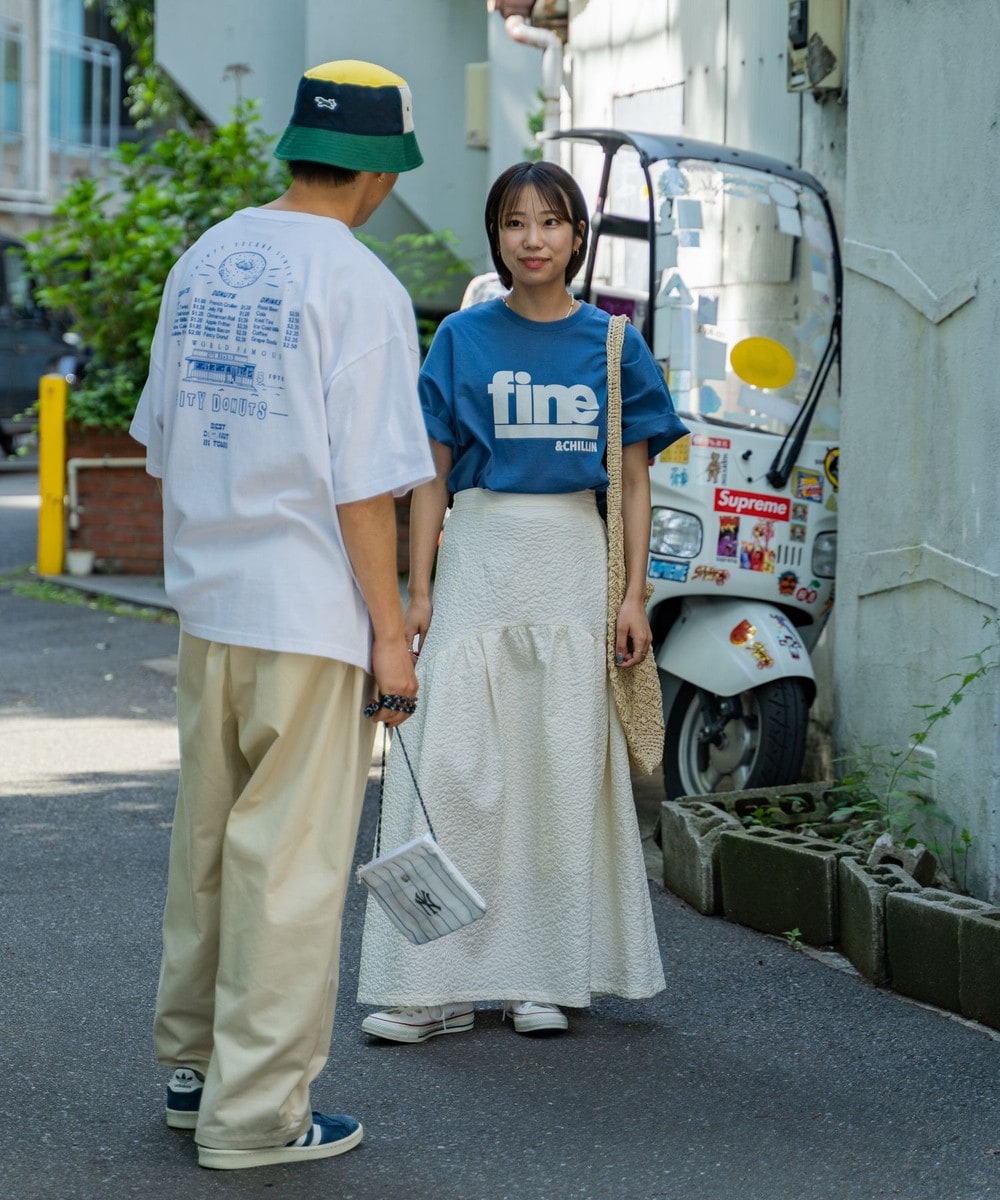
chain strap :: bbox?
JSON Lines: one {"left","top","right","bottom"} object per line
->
{"left": 373, "top": 727, "right": 436, "bottom": 859}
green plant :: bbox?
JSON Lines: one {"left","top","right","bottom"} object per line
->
{"left": 7, "top": 577, "right": 177, "bottom": 623}
{"left": 524, "top": 91, "right": 545, "bottom": 161}
{"left": 786, "top": 618, "right": 999, "bottom": 891}
{"left": 782, "top": 927, "right": 804, "bottom": 950}
{"left": 90, "top": 0, "right": 198, "bottom": 128}
{"left": 26, "top": 116, "right": 468, "bottom": 427}
{"left": 28, "top": 5, "right": 467, "bottom": 428}
{"left": 359, "top": 229, "right": 468, "bottom": 306}
{"left": 357, "top": 230, "right": 469, "bottom": 356}
{"left": 738, "top": 792, "right": 815, "bottom": 830}
{"left": 736, "top": 619, "right": 998, "bottom": 894}
{"left": 25, "top": 101, "right": 282, "bottom": 430}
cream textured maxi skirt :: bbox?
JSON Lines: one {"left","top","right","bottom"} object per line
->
{"left": 357, "top": 489, "right": 665, "bottom": 1007}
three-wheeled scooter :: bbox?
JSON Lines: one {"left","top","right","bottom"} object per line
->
{"left": 549, "top": 129, "right": 842, "bottom": 799}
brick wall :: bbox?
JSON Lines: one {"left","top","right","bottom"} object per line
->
{"left": 65, "top": 424, "right": 413, "bottom": 577}
{"left": 65, "top": 425, "right": 163, "bottom": 575}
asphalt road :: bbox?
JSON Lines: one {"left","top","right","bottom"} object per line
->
{"left": 0, "top": 453, "right": 39, "bottom": 574}
{"left": 1, "top": 524, "right": 999, "bottom": 1199}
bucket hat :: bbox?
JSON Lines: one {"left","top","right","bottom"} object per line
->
{"left": 275, "top": 59, "right": 423, "bottom": 173}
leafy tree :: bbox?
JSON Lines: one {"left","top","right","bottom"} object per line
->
{"left": 26, "top": 103, "right": 281, "bottom": 429}
{"left": 91, "top": 0, "right": 195, "bottom": 128}
{"left": 26, "top": 3, "right": 468, "bottom": 428}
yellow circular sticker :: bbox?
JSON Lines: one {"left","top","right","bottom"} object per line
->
{"left": 730, "top": 337, "right": 797, "bottom": 390}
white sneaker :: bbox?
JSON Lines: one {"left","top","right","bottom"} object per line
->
{"left": 503, "top": 1001, "right": 569, "bottom": 1034}
{"left": 361, "top": 1003, "right": 475, "bottom": 1043}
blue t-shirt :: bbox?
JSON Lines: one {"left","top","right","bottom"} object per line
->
{"left": 419, "top": 299, "right": 687, "bottom": 495}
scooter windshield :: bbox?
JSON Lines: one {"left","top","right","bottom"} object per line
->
{"left": 587, "top": 146, "right": 840, "bottom": 440}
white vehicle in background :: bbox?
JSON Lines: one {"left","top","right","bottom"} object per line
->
{"left": 551, "top": 129, "right": 841, "bottom": 800}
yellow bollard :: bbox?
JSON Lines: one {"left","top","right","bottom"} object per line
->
{"left": 37, "top": 374, "right": 68, "bottom": 576}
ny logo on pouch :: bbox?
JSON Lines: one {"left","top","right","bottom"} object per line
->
{"left": 414, "top": 890, "right": 442, "bottom": 915}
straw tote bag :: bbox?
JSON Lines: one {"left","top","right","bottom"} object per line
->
{"left": 356, "top": 728, "right": 487, "bottom": 945}
{"left": 605, "top": 313, "right": 666, "bottom": 775}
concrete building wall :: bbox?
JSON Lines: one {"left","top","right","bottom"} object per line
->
{"left": 154, "top": 0, "right": 304, "bottom": 137}
{"left": 155, "top": 0, "right": 492, "bottom": 288}
{"left": 836, "top": 0, "right": 1000, "bottom": 900}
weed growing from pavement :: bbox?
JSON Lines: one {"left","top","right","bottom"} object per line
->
{"left": 2, "top": 573, "right": 177, "bottom": 625}
{"left": 744, "top": 617, "right": 1000, "bottom": 894}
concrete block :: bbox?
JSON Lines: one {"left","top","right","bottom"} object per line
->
{"left": 885, "top": 888, "right": 996, "bottom": 1014}
{"left": 959, "top": 908, "right": 1000, "bottom": 1031}
{"left": 718, "top": 827, "right": 859, "bottom": 946}
{"left": 660, "top": 799, "right": 743, "bottom": 915}
{"left": 679, "top": 781, "right": 834, "bottom": 825}
{"left": 867, "top": 832, "right": 938, "bottom": 887}
{"left": 838, "top": 857, "right": 919, "bottom": 986}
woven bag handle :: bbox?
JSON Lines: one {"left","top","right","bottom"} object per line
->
{"left": 605, "top": 314, "right": 627, "bottom": 670}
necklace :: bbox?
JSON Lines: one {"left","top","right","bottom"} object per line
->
{"left": 503, "top": 292, "right": 576, "bottom": 320}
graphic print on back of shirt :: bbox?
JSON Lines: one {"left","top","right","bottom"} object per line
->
{"left": 171, "top": 240, "right": 299, "bottom": 449}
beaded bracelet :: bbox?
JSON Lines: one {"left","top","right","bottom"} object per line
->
{"left": 364, "top": 693, "right": 418, "bottom": 718}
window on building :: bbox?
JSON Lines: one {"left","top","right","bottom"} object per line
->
{"left": 1, "top": 19, "right": 24, "bottom": 139}
{"left": 49, "top": 29, "right": 120, "bottom": 154}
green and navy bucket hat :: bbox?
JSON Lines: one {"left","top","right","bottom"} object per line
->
{"left": 275, "top": 59, "right": 423, "bottom": 173}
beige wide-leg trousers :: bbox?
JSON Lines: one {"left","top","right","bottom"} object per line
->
{"left": 154, "top": 633, "right": 374, "bottom": 1149}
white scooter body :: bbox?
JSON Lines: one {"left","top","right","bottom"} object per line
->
{"left": 656, "top": 596, "right": 815, "bottom": 698}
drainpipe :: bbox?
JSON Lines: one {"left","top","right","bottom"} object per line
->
{"left": 503, "top": 15, "right": 563, "bottom": 162}
{"left": 67, "top": 456, "right": 147, "bottom": 530}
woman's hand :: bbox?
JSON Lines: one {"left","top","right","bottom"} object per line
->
{"left": 614, "top": 593, "right": 652, "bottom": 669}
{"left": 404, "top": 596, "right": 433, "bottom": 663}
{"left": 615, "top": 439, "right": 653, "bottom": 668}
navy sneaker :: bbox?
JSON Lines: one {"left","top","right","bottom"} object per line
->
{"left": 197, "top": 1111, "right": 363, "bottom": 1170}
{"left": 165, "top": 1067, "right": 204, "bottom": 1129}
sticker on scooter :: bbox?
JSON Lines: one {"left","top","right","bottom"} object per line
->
{"left": 740, "top": 520, "right": 777, "bottom": 574}
{"left": 649, "top": 559, "right": 689, "bottom": 582}
{"left": 717, "top": 518, "right": 739, "bottom": 559}
{"left": 768, "top": 611, "right": 804, "bottom": 659}
{"left": 692, "top": 565, "right": 729, "bottom": 587}
{"left": 792, "top": 466, "right": 824, "bottom": 503}
{"left": 704, "top": 451, "right": 726, "bottom": 484}
{"left": 730, "top": 619, "right": 757, "bottom": 646}
{"left": 714, "top": 488, "right": 791, "bottom": 521}
{"left": 748, "top": 642, "right": 775, "bottom": 670}
{"left": 660, "top": 435, "right": 690, "bottom": 464}
{"left": 824, "top": 446, "right": 839, "bottom": 492}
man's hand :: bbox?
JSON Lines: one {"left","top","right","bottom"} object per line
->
{"left": 370, "top": 636, "right": 419, "bottom": 727}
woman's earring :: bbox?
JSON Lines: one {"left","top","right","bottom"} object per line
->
{"left": 377, "top": 173, "right": 386, "bottom": 182}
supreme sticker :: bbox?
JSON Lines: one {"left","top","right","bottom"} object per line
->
{"left": 713, "top": 488, "right": 791, "bottom": 521}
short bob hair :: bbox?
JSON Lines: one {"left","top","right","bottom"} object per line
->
{"left": 484, "top": 161, "right": 589, "bottom": 289}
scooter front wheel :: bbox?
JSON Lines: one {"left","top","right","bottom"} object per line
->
{"left": 663, "top": 677, "right": 809, "bottom": 800}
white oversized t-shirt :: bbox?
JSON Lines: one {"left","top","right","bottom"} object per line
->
{"left": 130, "top": 207, "right": 435, "bottom": 669}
